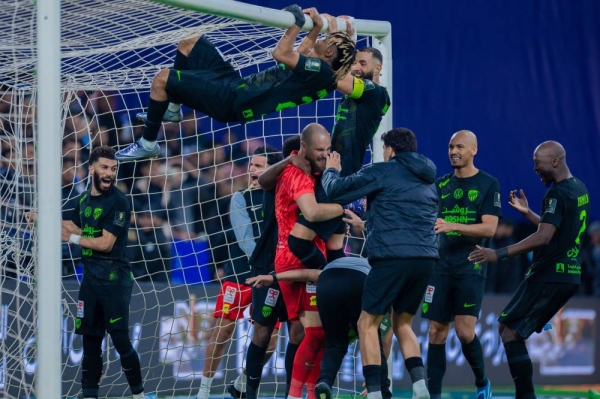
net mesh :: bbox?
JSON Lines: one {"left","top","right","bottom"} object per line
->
{"left": 0, "top": 0, "right": 380, "bottom": 397}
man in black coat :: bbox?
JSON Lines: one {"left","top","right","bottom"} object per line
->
{"left": 322, "top": 127, "right": 439, "bottom": 399}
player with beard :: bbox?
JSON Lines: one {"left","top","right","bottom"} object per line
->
{"left": 196, "top": 146, "right": 282, "bottom": 399}
{"left": 469, "top": 141, "right": 589, "bottom": 399}
{"left": 275, "top": 123, "right": 344, "bottom": 399}
{"left": 45, "top": 146, "right": 145, "bottom": 399}
{"left": 422, "top": 130, "right": 501, "bottom": 399}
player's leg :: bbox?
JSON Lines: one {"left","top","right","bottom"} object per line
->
{"left": 422, "top": 273, "right": 453, "bottom": 399}
{"left": 499, "top": 281, "right": 578, "bottom": 399}
{"left": 104, "top": 285, "right": 145, "bottom": 398}
{"left": 392, "top": 258, "right": 435, "bottom": 399}
{"left": 453, "top": 274, "right": 490, "bottom": 399}
{"left": 315, "top": 268, "right": 363, "bottom": 399}
{"left": 288, "top": 224, "right": 327, "bottom": 269}
{"left": 197, "top": 282, "right": 251, "bottom": 399}
{"left": 286, "top": 320, "right": 305, "bottom": 396}
{"left": 290, "top": 309, "right": 324, "bottom": 399}
{"left": 77, "top": 285, "right": 106, "bottom": 399}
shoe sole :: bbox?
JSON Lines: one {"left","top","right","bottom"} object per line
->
{"left": 314, "top": 384, "right": 331, "bottom": 399}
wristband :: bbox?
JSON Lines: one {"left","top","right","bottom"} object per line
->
{"left": 269, "top": 271, "right": 278, "bottom": 283}
{"left": 495, "top": 247, "right": 509, "bottom": 260}
{"left": 69, "top": 234, "right": 81, "bottom": 245}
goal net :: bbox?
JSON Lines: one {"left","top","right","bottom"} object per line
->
{"left": 0, "top": 0, "right": 392, "bottom": 397}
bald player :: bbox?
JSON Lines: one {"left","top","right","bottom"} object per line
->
{"left": 470, "top": 141, "right": 589, "bottom": 399}
{"left": 422, "top": 130, "right": 502, "bottom": 399}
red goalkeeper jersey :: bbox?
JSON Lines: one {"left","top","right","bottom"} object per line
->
{"left": 274, "top": 164, "right": 325, "bottom": 271}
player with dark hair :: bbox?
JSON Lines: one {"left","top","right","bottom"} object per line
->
{"left": 116, "top": 5, "right": 356, "bottom": 161}
{"left": 227, "top": 135, "right": 307, "bottom": 399}
{"left": 196, "top": 145, "right": 283, "bottom": 399}
{"left": 54, "top": 146, "right": 145, "bottom": 399}
{"left": 469, "top": 141, "right": 589, "bottom": 399}
{"left": 274, "top": 123, "right": 345, "bottom": 399}
{"left": 422, "top": 130, "right": 501, "bottom": 399}
{"left": 322, "top": 127, "right": 439, "bottom": 399}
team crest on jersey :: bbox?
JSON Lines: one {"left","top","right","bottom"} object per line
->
{"left": 265, "top": 288, "right": 280, "bottom": 307}
{"left": 113, "top": 211, "right": 125, "bottom": 226}
{"left": 305, "top": 58, "right": 321, "bottom": 72}
{"left": 93, "top": 207, "right": 103, "bottom": 220}
{"left": 468, "top": 190, "right": 479, "bottom": 202}
{"left": 424, "top": 285, "right": 435, "bottom": 303}
{"left": 545, "top": 198, "right": 557, "bottom": 214}
{"left": 84, "top": 206, "right": 92, "bottom": 217}
{"left": 77, "top": 300, "right": 84, "bottom": 318}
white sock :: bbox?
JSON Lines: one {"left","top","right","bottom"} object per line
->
{"left": 367, "top": 391, "right": 383, "bottom": 399}
{"left": 132, "top": 393, "right": 145, "bottom": 399}
{"left": 196, "top": 376, "right": 213, "bottom": 399}
{"left": 412, "top": 379, "right": 430, "bottom": 399}
{"left": 234, "top": 372, "right": 247, "bottom": 392}
{"left": 139, "top": 137, "right": 157, "bottom": 150}
{"left": 167, "top": 102, "right": 181, "bottom": 113}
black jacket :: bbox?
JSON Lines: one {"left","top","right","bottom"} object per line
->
{"left": 322, "top": 152, "right": 439, "bottom": 261}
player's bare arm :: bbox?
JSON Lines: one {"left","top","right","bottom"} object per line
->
{"left": 61, "top": 226, "right": 118, "bottom": 253}
{"left": 468, "top": 222, "right": 557, "bottom": 263}
{"left": 509, "top": 189, "right": 541, "bottom": 225}
{"left": 246, "top": 269, "right": 322, "bottom": 288}
{"left": 62, "top": 220, "right": 82, "bottom": 235}
{"left": 258, "top": 150, "right": 310, "bottom": 190}
{"left": 296, "top": 193, "right": 343, "bottom": 222}
{"left": 297, "top": 7, "right": 324, "bottom": 55}
{"left": 273, "top": 5, "right": 313, "bottom": 69}
{"left": 434, "top": 214, "right": 499, "bottom": 238}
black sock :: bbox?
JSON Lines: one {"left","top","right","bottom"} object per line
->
{"left": 504, "top": 340, "right": 535, "bottom": 398}
{"left": 326, "top": 248, "right": 346, "bottom": 261}
{"left": 405, "top": 356, "right": 426, "bottom": 384}
{"left": 173, "top": 50, "right": 188, "bottom": 71}
{"left": 379, "top": 346, "right": 392, "bottom": 399}
{"left": 142, "top": 98, "right": 169, "bottom": 141}
{"left": 363, "top": 364, "right": 382, "bottom": 394}
{"left": 81, "top": 354, "right": 103, "bottom": 398}
{"left": 427, "top": 343, "right": 446, "bottom": 396}
{"left": 120, "top": 349, "right": 144, "bottom": 394}
{"left": 462, "top": 335, "right": 488, "bottom": 387}
{"left": 285, "top": 342, "right": 300, "bottom": 397}
{"left": 245, "top": 342, "right": 268, "bottom": 396}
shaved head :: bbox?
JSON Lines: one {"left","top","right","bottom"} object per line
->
{"left": 448, "top": 130, "right": 478, "bottom": 175}
{"left": 301, "top": 123, "right": 329, "bottom": 146}
{"left": 534, "top": 140, "right": 566, "bottom": 160}
{"left": 300, "top": 123, "right": 331, "bottom": 173}
{"left": 533, "top": 140, "right": 570, "bottom": 186}
{"left": 451, "top": 130, "right": 478, "bottom": 148}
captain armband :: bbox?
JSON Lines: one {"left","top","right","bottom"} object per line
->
{"left": 349, "top": 76, "right": 365, "bottom": 99}
{"left": 495, "top": 247, "right": 509, "bottom": 260}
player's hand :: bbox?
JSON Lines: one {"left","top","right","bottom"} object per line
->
{"left": 359, "top": 382, "right": 367, "bottom": 396}
{"left": 303, "top": 7, "right": 323, "bottom": 29}
{"left": 343, "top": 209, "right": 365, "bottom": 232}
{"left": 508, "top": 189, "right": 529, "bottom": 215}
{"left": 283, "top": 4, "right": 306, "bottom": 28}
{"left": 61, "top": 223, "right": 71, "bottom": 242}
{"left": 468, "top": 245, "right": 498, "bottom": 263}
{"left": 289, "top": 153, "right": 311, "bottom": 175}
{"left": 434, "top": 218, "right": 455, "bottom": 234}
{"left": 338, "top": 15, "right": 355, "bottom": 38}
{"left": 320, "top": 13, "right": 338, "bottom": 32}
{"left": 246, "top": 274, "right": 275, "bottom": 288}
{"left": 25, "top": 211, "right": 37, "bottom": 227}
{"left": 326, "top": 151, "right": 342, "bottom": 172}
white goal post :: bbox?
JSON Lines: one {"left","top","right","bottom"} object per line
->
{"left": 3, "top": 1, "right": 393, "bottom": 398}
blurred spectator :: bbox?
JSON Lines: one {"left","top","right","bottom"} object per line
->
{"left": 128, "top": 207, "right": 170, "bottom": 282}
{"left": 581, "top": 221, "right": 600, "bottom": 296}
{"left": 486, "top": 218, "right": 527, "bottom": 293}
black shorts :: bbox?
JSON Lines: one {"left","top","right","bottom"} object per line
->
{"left": 297, "top": 179, "right": 346, "bottom": 241}
{"left": 498, "top": 280, "right": 578, "bottom": 339}
{"left": 362, "top": 258, "right": 435, "bottom": 316}
{"left": 75, "top": 284, "right": 132, "bottom": 337}
{"left": 251, "top": 283, "right": 288, "bottom": 326}
{"left": 166, "top": 36, "right": 239, "bottom": 122}
{"left": 421, "top": 273, "right": 486, "bottom": 322}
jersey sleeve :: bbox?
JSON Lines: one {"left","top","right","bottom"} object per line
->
{"left": 539, "top": 188, "right": 564, "bottom": 228}
{"left": 293, "top": 54, "right": 334, "bottom": 87}
{"left": 102, "top": 195, "right": 131, "bottom": 236}
{"left": 70, "top": 194, "right": 82, "bottom": 227}
{"left": 285, "top": 166, "right": 315, "bottom": 200}
{"left": 480, "top": 178, "right": 503, "bottom": 218}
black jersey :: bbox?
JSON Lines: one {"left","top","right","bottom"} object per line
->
{"left": 331, "top": 78, "right": 391, "bottom": 176}
{"left": 526, "top": 177, "right": 590, "bottom": 284}
{"left": 70, "top": 185, "right": 132, "bottom": 286}
{"left": 437, "top": 170, "right": 502, "bottom": 276}
{"left": 248, "top": 189, "right": 276, "bottom": 275}
{"left": 233, "top": 55, "right": 336, "bottom": 122}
